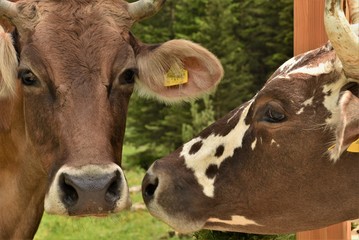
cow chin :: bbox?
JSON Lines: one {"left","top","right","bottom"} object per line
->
{"left": 44, "top": 164, "right": 131, "bottom": 216}
{"left": 146, "top": 201, "right": 206, "bottom": 234}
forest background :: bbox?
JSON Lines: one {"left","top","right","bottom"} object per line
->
{"left": 126, "top": 0, "right": 293, "bottom": 168}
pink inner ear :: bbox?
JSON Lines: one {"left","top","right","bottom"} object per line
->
{"left": 331, "top": 90, "right": 359, "bottom": 160}
{"left": 339, "top": 92, "right": 359, "bottom": 147}
{"left": 142, "top": 56, "right": 222, "bottom": 102}
{"left": 184, "top": 57, "right": 222, "bottom": 93}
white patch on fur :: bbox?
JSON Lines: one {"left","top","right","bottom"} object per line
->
{"left": 296, "top": 96, "right": 314, "bottom": 115}
{"left": 251, "top": 138, "right": 257, "bottom": 150}
{"left": 207, "top": 215, "right": 263, "bottom": 226}
{"left": 0, "top": 26, "right": 18, "bottom": 98}
{"left": 181, "top": 102, "right": 253, "bottom": 198}
{"left": 44, "top": 164, "right": 131, "bottom": 215}
{"left": 296, "top": 108, "right": 304, "bottom": 115}
{"left": 322, "top": 73, "right": 348, "bottom": 125}
{"left": 227, "top": 108, "right": 241, "bottom": 123}
{"left": 287, "top": 61, "right": 335, "bottom": 77}
{"left": 271, "top": 139, "right": 280, "bottom": 147}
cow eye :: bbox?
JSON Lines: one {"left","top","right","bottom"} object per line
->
{"left": 19, "top": 70, "right": 38, "bottom": 86}
{"left": 120, "top": 69, "right": 137, "bottom": 85}
{"left": 263, "top": 107, "right": 286, "bottom": 123}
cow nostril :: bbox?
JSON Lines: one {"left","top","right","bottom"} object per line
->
{"left": 144, "top": 176, "right": 158, "bottom": 198}
{"left": 105, "top": 172, "right": 121, "bottom": 203}
{"left": 60, "top": 174, "right": 79, "bottom": 207}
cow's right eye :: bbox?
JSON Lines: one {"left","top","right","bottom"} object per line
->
{"left": 120, "top": 68, "right": 137, "bottom": 85}
{"left": 264, "top": 107, "right": 286, "bottom": 123}
{"left": 261, "top": 103, "right": 286, "bottom": 123}
{"left": 19, "top": 70, "right": 38, "bottom": 86}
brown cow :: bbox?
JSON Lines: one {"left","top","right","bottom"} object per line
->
{"left": 142, "top": 0, "right": 359, "bottom": 234}
{"left": 0, "top": 0, "right": 223, "bottom": 238}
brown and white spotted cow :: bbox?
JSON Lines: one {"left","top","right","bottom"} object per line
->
{"left": 142, "top": 0, "right": 359, "bottom": 234}
{"left": 0, "top": 0, "right": 223, "bottom": 238}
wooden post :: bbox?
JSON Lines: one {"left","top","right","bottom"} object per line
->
{"left": 294, "top": 0, "right": 351, "bottom": 239}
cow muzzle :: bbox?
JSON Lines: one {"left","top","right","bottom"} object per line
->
{"left": 45, "top": 164, "right": 131, "bottom": 216}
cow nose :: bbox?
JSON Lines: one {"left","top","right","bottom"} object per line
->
{"left": 45, "top": 164, "right": 131, "bottom": 215}
{"left": 60, "top": 170, "right": 120, "bottom": 208}
{"left": 142, "top": 172, "right": 159, "bottom": 204}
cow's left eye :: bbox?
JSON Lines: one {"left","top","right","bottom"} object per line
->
{"left": 263, "top": 107, "right": 286, "bottom": 123}
{"left": 19, "top": 70, "right": 39, "bottom": 86}
{"left": 120, "top": 68, "right": 137, "bottom": 85}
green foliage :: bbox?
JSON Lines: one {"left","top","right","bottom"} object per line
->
{"left": 182, "top": 95, "right": 215, "bottom": 142}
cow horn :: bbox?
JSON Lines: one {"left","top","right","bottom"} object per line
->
{"left": 0, "top": 0, "right": 17, "bottom": 18}
{"left": 128, "top": 0, "right": 166, "bottom": 21}
{"left": 324, "top": 0, "right": 359, "bottom": 80}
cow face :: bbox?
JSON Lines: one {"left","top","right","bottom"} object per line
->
{"left": 142, "top": 44, "right": 359, "bottom": 234}
{"left": 0, "top": 0, "right": 223, "bottom": 217}
{"left": 142, "top": 34, "right": 359, "bottom": 235}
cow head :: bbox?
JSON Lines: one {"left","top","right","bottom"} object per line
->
{"left": 141, "top": 0, "right": 359, "bottom": 234}
{"left": 0, "top": 0, "right": 223, "bottom": 217}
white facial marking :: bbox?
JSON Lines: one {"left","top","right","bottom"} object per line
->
{"left": 271, "top": 139, "right": 280, "bottom": 147}
{"left": 227, "top": 108, "right": 241, "bottom": 123}
{"left": 181, "top": 102, "right": 253, "bottom": 198}
{"left": 296, "top": 96, "right": 314, "bottom": 115}
{"left": 273, "top": 53, "right": 341, "bottom": 83}
{"left": 296, "top": 108, "right": 304, "bottom": 115}
{"left": 251, "top": 138, "right": 257, "bottom": 150}
{"left": 207, "top": 215, "right": 263, "bottom": 226}
{"left": 322, "top": 72, "right": 348, "bottom": 125}
{"left": 287, "top": 61, "right": 335, "bottom": 78}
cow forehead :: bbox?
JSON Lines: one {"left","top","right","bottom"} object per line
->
{"left": 19, "top": 1, "right": 135, "bottom": 86}
{"left": 262, "top": 43, "right": 347, "bottom": 121}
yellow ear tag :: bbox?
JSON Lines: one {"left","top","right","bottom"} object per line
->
{"left": 347, "top": 138, "right": 359, "bottom": 153}
{"left": 328, "top": 138, "right": 359, "bottom": 153}
{"left": 164, "top": 67, "right": 188, "bottom": 87}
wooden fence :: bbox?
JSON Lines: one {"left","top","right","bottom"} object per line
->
{"left": 294, "top": 0, "right": 352, "bottom": 240}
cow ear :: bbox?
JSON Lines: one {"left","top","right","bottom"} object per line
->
{"left": 135, "top": 39, "right": 223, "bottom": 102}
{"left": 329, "top": 90, "right": 359, "bottom": 162}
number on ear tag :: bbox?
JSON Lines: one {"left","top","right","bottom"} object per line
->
{"left": 164, "top": 68, "right": 188, "bottom": 87}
